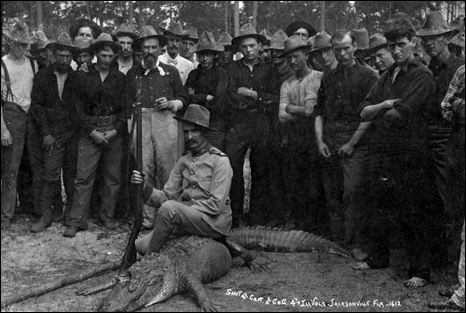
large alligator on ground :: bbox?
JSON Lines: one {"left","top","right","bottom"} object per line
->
{"left": 79, "top": 226, "right": 350, "bottom": 312}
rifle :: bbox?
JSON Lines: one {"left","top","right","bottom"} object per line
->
{"left": 118, "top": 76, "right": 143, "bottom": 274}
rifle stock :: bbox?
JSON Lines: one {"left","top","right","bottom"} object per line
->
{"left": 119, "top": 76, "right": 143, "bottom": 274}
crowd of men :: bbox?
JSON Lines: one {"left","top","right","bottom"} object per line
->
{"left": 1, "top": 10, "right": 464, "bottom": 310}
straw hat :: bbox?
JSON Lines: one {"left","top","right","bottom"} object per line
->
{"left": 232, "top": 23, "right": 267, "bottom": 47}
{"left": 132, "top": 25, "right": 168, "bottom": 51}
{"left": 3, "top": 22, "right": 36, "bottom": 45}
{"left": 279, "top": 35, "right": 310, "bottom": 58}
{"left": 417, "top": 11, "right": 460, "bottom": 37}
{"left": 114, "top": 23, "right": 139, "bottom": 40}
{"left": 173, "top": 104, "right": 217, "bottom": 132}
{"left": 285, "top": 21, "right": 317, "bottom": 38}
{"left": 195, "top": 31, "right": 220, "bottom": 53}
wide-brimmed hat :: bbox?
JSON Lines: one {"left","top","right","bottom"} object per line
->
{"left": 195, "top": 31, "right": 220, "bottom": 53}
{"left": 114, "top": 23, "right": 139, "bottom": 40}
{"left": 285, "top": 21, "right": 317, "bottom": 38}
{"left": 181, "top": 26, "right": 199, "bottom": 43}
{"left": 173, "top": 104, "right": 217, "bottom": 132}
{"left": 417, "top": 11, "right": 460, "bottom": 37}
{"left": 310, "top": 31, "right": 332, "bottom": 53}
{"left": 73, "top": 36, "right": 94, "bottom": 53}
{"left": 163, "top": 21, "right": 184, "bottom": 37}
{"left": 217, "top": 32, "right": 236, "bottom": 52}
{"left": 351, "top": 28, "right": 369, "bottom": 50}
{"left": 232, "top": 23, "right": 267, "bottom": 47}
{"left": 3, "top": 22, "right": 36, "bottom": 45}
{"left": 132, "top": 25, "right": 168, "bottom": 51}
{"left": 279, "top": 35, "right": 310, "bottom": 58}
{"left": 366, "top": 33, "right": 388, "bottom": 55}
{"left": 69, "top": 18, "right": 102, "bottom": 40}
{"left": 90, "top": 33, "right": 120, "bottom": 54}
{"left": 260, "top": 29, "right": 273, "bottom": 47}
{"left": 47, "top": 32, "right": 77, "bottom": 53}
{"left": 31, "top": 30, "right": 50, "bottom": 50}
{"left": 267, "top": 29, "right": 288, "bottom": 50}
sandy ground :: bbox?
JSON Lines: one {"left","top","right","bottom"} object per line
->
{"left": 1, "top": 213, "right": 462, "bottom": 313}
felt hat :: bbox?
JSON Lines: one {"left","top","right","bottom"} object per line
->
{"left": 310, "top": 31, "right": 332, "bottom": 53}
{"left": 217, "top": 32, "right": 235, "bottom": 51}
{"left": 163, "top": 21, "right": 184, "bottom": 37}
{"left": 3, "top": 22, "right": 36, "bottom": 45}
{"left": 181, "top": 26, "right": 199, "bottom": 43}
{"left": 90, "top": 33, "right": 120, "bottom": 54}
{"left": 173, "top": 104, "right": 217, "bottom": 132}
{"left": 69, "top": 18, "right": 102, "bottom": 40}
{"left": 260, "top": 29, "right": 273, "bottom": 47}
{"left": 232, "top": 23, "right": 267, "bottom": 47}
{"left": 114, "top": 23, "right": 139, "bottom": 40}
{"left": 279, "top": 35, "right": 310, "bottom": 58}
{"left": 195, "top": 31, "right": 220, "bottom": 53}
{"left": 47, "top": 32, "right": 77, "bottom": 52}
{"left": 366, "top": 33, "right": 388, "bottom": 55}
{"left": 31, "top": 30, "right": 50, "bottom": 50}
{"left": 416, "top": 11, "right": 460, "bottom": 37}
{"left": 351, "top": 28, "right": 370, "bottom": 50}
{"left": 285, "top": 21, "right": 317, "bottom": 38}
{"left": 132, "top": 25, "right": 168, "bottom": 51}
{"left": 268, "top": 29, "right": 288, "bottom": 50}
{"left": 73, "top": 36, "right": 94, "bottom": 53}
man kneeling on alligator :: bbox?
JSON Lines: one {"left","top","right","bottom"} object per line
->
{"left": 131, "top": 104, "right": 233, "bottom": 255}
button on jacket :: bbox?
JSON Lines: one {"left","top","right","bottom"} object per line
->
{"left": 142, "top": 147, "right": 233, "bottom": 236}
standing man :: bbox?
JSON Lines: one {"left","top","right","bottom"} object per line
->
{"left": 69, "top": 18, "right": 102, "bottom": 71}
{"left": 314, "top": 30, "right": 378, "bottom": 257}
{"left": 159, "top": 22, "right": 195, "bottom": 85}
{"left": 30, "top": 33, "right": 80, "bottom": 232}
{"left": 72, "top": 37, "right": 94, "bottom": 71}
{"left": 63, "top": 33, "right": 126, "bottom": 237}
{"left": 180, "top": 26, "right": 199, "bottom": 68}
{"left": 310, "top": 32, "right": 338, "bottom": 75}
{"left": 355, "top": 17, "right": 438, "bottom": 288}
{"left": 185, "top": 31, "right": 228, "bottom": 151}
{"left": 132, "top": 104, "right": 233, "bottom": 255}
{"left": 285, "top": 21, "right": 316, "bottom": 42}
{"left": 216, "top": 32, "right": 235, "bottom": 69}
{"left": 417, "top": 11, "right": 464, "bottom": 267}
{"left": 31, "top": 30, "right": 52, "bottom": 70}
{"left": 114, "top": 23, "right": 140, "bottom": 75}
{"left": 278, "top": 36, "right": 323, "bottom": 230}
{"left": 225, "top": 23, "right": 281, "bottom": 226}
{"left": 365, "top": 33, "right": 395, "bottom": 74}
{"left": 1, "top": 22, "right": 37, "bottom": 230}
{"left": 126, "top": 26, "right": 188, "bottom": 229}
{"left": 266, "top": 29, "right": 294, "bottom": 82}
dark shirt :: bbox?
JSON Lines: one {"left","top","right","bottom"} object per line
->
{"left": 227, "top": 59, "right": 281, "bottom": 119}
{"left": 185, "top": 65, "right": 228, "bottom": 119}
{"left": 315, "top": 62, "right": 379, "bottom": 141}
{"left": 426, "top": 54, "right": 464, "bottom": 125}
{"left": 30, "top": 65, "right": 80, "bottom": 140}
{"left": 126, "top": 62, "right": 188, "bottom": 113}
{"left": 75, "top": 64, "right": 127, "bottom": 135}
{"left": 359, "top": 59, "right": 435, "bottom": 151}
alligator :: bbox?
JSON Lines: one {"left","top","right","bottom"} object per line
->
{"left": 79, "top": 226, "right": 350, "bottom": 312}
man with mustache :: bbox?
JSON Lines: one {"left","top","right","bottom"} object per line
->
{"left": 30, "top": 33, "right": 80, "bottom": 232}
{"left": 417, "top": 11, "right": 464, "bottom": 268}
{"left": 130, "top": 104, "right": 233, "bottom": 255}
{"left": 114, "top": 23, "right": 140, "bottom": 75}
{"left": 314, "top": 29, "right": 378, "bottom": 259}
{"left": 125, "top": 26, "right": 188, "bottom": 230}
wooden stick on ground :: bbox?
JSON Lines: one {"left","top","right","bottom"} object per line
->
{"left": 1, "top": 261, "right": 120, "bottom": 308}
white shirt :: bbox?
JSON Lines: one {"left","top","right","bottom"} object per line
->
{"left": 159, "top": 53, "right": 195, "bottom": 85}
{"left": 1, "top": 55, "right": 36, "bottom": 112}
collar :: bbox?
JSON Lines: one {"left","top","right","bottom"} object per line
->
{"left": 334, "top": 61, "right": 359, "bottom": 76}
{"left": 241, "top": 57, "right": 261, "bottom": 69}
{"left": 142, "top": 59, "right": 166, "bottom": 76}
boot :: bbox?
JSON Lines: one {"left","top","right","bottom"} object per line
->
{"left": 31, "top": 181, "right": 55, "bottom": 233}
{"left": 146, "top": 214, "right": 175, "bottom": 255}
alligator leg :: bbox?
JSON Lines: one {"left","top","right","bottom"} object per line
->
{"left": 224, "top": 240, "right": 270, "bottom": 272}
{"left": 185, "top": 273, "right": 218, "bottom": 312}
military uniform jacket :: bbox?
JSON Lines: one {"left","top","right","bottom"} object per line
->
{"left": 143, "top": 147, "right": 233, "bottom": 236}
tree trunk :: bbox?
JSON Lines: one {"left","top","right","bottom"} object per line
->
{"left": 37, "top": 1, "right": 43, "bottom": 28}
{"left": 29, "top": 2, "right": 35, "bottom": 29}
{"left": 320, "top": 1, "right": 325, "bottom": 31}
{"left": 252, "top": 1, "right": 258, "bottom": 29}
{"left": 233, "top": 1, "right": 240, "bottom": 37}
{"left": 85, "top": 1, "right": 91, "bottom": 20}
{"left": 129, "top": 1, "right": 134, "bottom": 25}
{"left": 388, "top": 1, "right": 392, "bottom": 20}
{"left": 225, "top": 0, "right": 229, "bottom": 33}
